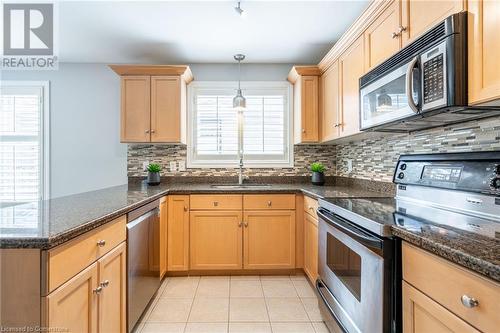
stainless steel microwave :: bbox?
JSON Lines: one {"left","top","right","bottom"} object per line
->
{"left": 359, "top": 12, "right": 500, "bottom": 132}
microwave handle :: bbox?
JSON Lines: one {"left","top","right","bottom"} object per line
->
{"left": 405, "top": 56, "right": 419, "bottom": 113}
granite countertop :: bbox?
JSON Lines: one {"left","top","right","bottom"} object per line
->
{"left": 0, "top": 181, "right": 390, "bottom": 250}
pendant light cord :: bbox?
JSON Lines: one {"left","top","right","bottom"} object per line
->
{"left": 238, "top": 58, "right": 241, "bottom": 90}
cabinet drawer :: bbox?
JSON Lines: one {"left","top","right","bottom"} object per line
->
{"left": 402, "top": 242, "right": 500, "bottom": 332}
{"left": 303, "top": 195, "right": 318, "bottom": 218}
{"left": 45, "top": 216, "right": 126, "bottom": 294}
{"left": 190, "top": 195, "right": 242, "bottom": 210}
{"left": 243, "top": 194, "right": 296, "bottom": 210}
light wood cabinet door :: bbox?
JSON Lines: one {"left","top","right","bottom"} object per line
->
{"left": 402, "top": 0, "right": 465, "bottom": 46}
{"left": 320, "top": 61, "right": 340, "bottom": 142}
{"left": 303, "top": 213, "right": 318, "bottom": 283}
{"left": 243, "top": 210, "right": 295, "bottom": 269}
{"left": 160, "top": 197, "right": 167, "bottom": 278}
{"left": 120, "top": 76, "right": 150, "bottom": 142}
{"left": 403, "top": 281, "right": 480, "bottom": 333}
{"left": 468, "top": 0, "right": 500, "bottom": 104}
{"left": 339, "top": 36, "right": 364, "bottom": 138}
{"left": 190, "top": 211, "right": 243, "bottom": 270}
{"left": 97, "top": 242, "right": 126, "bottom": 333}
{"left": 44, "top": 263, "right": 98, "bottom": 333}
{"left": 364, "top": 0, "right": 402, "bottom": 70}
{"left": 299, "top": 76, "right": 319, "bottom": 143}
{"left": 151, "top": 76, "right": 182, "bottom": 143}
{"left": 167, "top": 195, "right": 190, "bottom": 271}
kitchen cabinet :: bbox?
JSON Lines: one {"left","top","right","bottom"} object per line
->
{"left": 468, "top": 0, "right": 500, "bottom": 105}
{"left": 243, "top": 210, "right": 296, "bottom": 269}
{"left": 243, "top": 194, "right": 295, "bottom": 210}
{"left": 159, "top": 196, "right": 167, "bottom": 278}
{"left": 288, "top": 66, "right": 321, "bottom": 144}
{"left": 303, "top": 211, "right": 318, "bottom": 283}
{"left": 190, "top": 211, "right": 243, "bottom": 270}
{"left": 401, "top": 0, "right": 465, "bottom": 46}
{"left": 110, "top": 65, "right": 193, "bottom": 144}
{"left": 402, "top": 242, "right": 500, "bottom": 332}
{"left": 364, "top": 0, "right": 402, "bottom": 70}
{"left": 167, "top": 195, "right": 190, "bottom": 271}
{"left": 339, "top": 36, "right": 364, "bottom": 138}
{"left": 320, "top": 60, "right": 341, "bottom": 142}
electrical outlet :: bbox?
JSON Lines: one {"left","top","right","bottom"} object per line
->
{"left": 347, "top": 159, "right": 353, "bottom": 173}
{"left": 169, "top": 161, "right": 177, "bottom": 172}
{"left": 178, "top": 160, "right": 186, "bottom": 172}
{"left": 142, "top": 161, "right": 149, "bottom": 171}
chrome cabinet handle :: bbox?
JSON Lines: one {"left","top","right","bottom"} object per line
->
{"left": 145, "top": 129, "right": 150, "bottom": 133}
{"left": 244, "top": 222, "right": 248, "bottom": 227}
{"left": 391, "top": 31, "right": 399, "bottom": 39}
{"left": 333, "top": 123, "right": 342, "bottom": 128}
{"left": 100, "top": 280, "right": 110, "bottom": 288}
{"left": 93, "top": 286, "right": 103, "bottom": 294}
{"left": 398, "top": 26, "right": 407, "bottom": 34}
{"left": 151, "top": 129, "right": 155, "bottom": 133}
{"left": 461, "top": 295, "right": 479, "bottom": 308}
{"left": 97, "top": 240, "right": 106, "bottom": 247}
{"left": 267, "top": 201, "right": 272, "bottom": 207}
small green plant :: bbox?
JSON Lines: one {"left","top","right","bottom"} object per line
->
{"left": 310, "top": 162, "right": 326, "bottom": 173}
{"left": 147, "top": 163, "right": 161, "bottom": 173}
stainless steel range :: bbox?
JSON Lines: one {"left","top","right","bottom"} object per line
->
{"left": 316, "top": 151, "right": 500, "bottom": 333}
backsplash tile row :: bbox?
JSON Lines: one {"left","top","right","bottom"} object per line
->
{"left": 128, "top": 144, "right": 337, "bottom": 177}
{"left": 335, "top": 117, "right": 500, "bottom": 182}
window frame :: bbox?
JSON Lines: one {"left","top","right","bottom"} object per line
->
{"left": 0, "top": 81, "right": 50, "bottom": 201}
{"left": 187, "top": 81, "right": 293, "bottom": 168}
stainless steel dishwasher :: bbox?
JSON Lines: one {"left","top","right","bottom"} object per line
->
{"left": 127, "top": 200, "right": 161, "bottom": 332}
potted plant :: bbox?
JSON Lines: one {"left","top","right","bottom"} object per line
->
{"left": 146, "top": 163, "right": 161, "bottom": 186}
{"left": 310, "top": 162, "right": 326, "bottom": 186}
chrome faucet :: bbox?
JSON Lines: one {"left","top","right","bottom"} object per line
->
{"left": 238, "top": 156, "right": 244, "bottom": 185}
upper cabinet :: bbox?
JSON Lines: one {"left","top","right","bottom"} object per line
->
{"left": 468, "top": 0, "right": 500, "bottom": 105}
{"left": 320, "top": 61, "right": 340, "bottom": 142}
{"left": 288, "top": 66, "right": 320, "bottom": 144}
{"left": 110, "top": 65, "right": 193, "bottom": 143}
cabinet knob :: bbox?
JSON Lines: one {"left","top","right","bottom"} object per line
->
{"left": 309, "top": 206, "right": 314, "bottom": 211}
{"left": 93, "top": 286, "right": 103, "bottom": 294}
{"left": 391, "top": 31, "right": 399, "bottom": 39}
{"left": 238, "top": 221, "right": 243, "bottom": 227}
{"left": 213, "top": 201, "right": 218, "bottom": 207}
{"left": 100, "top": 280, "right": 110, "bottom": 288}
{"left": 151, "top": 129, "right": 156, "bottom": 133}
{"left": 145, "top": 129, "right": 150, "bottom": 133}
{"left": 184, "top": 206, "right": 188, "bottom": 212}
{"left": 97, "top": 240, "right": 106, "bottom": 247}
{"left": 302, "top": 129, "right": 306, "bottom": 133}
{"left": 267, "top": 201, "right": 272, "bottom": 207}
{"left": 461, "top": 295, "right": 479, "bottom": 308}
{"left": 244, "top": 221, "right": 248, "bottom": 228}
{"left": 398, "top": 25, "right": 407, "bottom": 34}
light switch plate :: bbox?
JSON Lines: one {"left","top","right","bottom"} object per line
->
{"left": 142, "top": 161, "right": 149, "bottom": 171}
{"left": 169, "top": 161, "right": 177, "bottom": 172}
{"left": 178, "top": 160, "right": 186, "bottom": 171}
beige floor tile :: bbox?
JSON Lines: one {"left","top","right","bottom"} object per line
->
{"left": 200, "top": 276, "right": 230, "bottom": 281}
{"left": 188, "top": 298, "right": 229, "bottom": 322}
{"left": 312, "top": 322, "right": 329, "bottom": 333}
{"left": 260, "top": 275, "right": 291, "bottom": 280}
{"left": 147, "top": 298, "right": 193, "bottom": 322}
{"left": 228, "top": 322, "right": 272, "bottom": 333}
{"left": 262, "top": 279, "right": 298, "bottom": 298}
{"left": 271, "top": 322, "right": 315, "bottom": 333}
{"left": 229, "top": 298, "right": 269, "bottom": 322}
{"left": 196, "top": 278, "right": 230, "bottom": 298}
{"left": 184, "top": 323, "right": 228, "bottom": 333}
{"left": 141, "top": 322, "right": 185, "bottom": 333}
{"left": 266, "top": 298, "right": 309, "bottom": 322}
{"left": 230, "top": 280, "right": 263, "bottom": 298}
{"left": 162, "top": 277, "right": 200, "bottom": 298}
{"left": 300, "top": 298, "right": 323, "bottom": 321}
{"left": 230, "top": 275, "right": 260, "bottom": 280}
{"left": 293, "top": 280, "right": 317, "bottom": 298}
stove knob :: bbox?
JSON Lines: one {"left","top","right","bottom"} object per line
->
{"left": 490, "top": 177, "right": 500, "bottom": 190}
{"left": 400, "top": 163, "right": 407, "bottom": 170}
{"left": 398, "top": 172, "right": 405, "bottom": 180}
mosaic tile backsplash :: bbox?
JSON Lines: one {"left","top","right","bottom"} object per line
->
{"left": 128, "top": 144, "right": 337, "bottom": 177}
{"left": 128, "top": 117, "right": 500, "bottom": 182}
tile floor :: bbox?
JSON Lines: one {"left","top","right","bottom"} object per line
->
{"left": 134, "top": 275, "right": 329, "bottom": 333}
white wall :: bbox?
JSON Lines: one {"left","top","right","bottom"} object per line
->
{"left": 3, "top": 63, "right": 127, "bottom": 198}
{"left": 190, "top": 63, "right": 293, "bottom": 81}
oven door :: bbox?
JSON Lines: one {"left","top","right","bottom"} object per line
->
{"left": 360, "top": 58, "right": 421, "bottom": 130}
{"left": 317, "top": 208, "right": 387, "bottom": 333}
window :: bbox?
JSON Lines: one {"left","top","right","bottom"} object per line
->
{"left": 188, "top": 82, "right": 293, "bottom": 167}
{"left": 0, "top": 82, "right": 49, "bottom": 203}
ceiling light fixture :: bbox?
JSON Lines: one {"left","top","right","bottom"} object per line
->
{"left": 234, "top": 1, "right": 245, "bottom": 17}
{"left": 233, "top": 54, "right": 246, "bottom": 111}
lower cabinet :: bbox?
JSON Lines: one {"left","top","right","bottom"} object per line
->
{"left": 167, "top": 195, "right": 190, "bottom": 271}
{"left": 243, "top": 210, "right": 296, "bottom": 269}
{"left": 159, "top": 196, "right": 167, "bottom": 278}
{"left": 190, "top": 211, "right": 243, "bottom": 270}
{"left": 44, "top": 242, "right": 126, "bottom": 333}
{"left": 303, "top": 212, "right": 318, "bottom": 282}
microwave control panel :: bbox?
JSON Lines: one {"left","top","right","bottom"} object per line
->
{"left": 423, "top": 53, "right": 444, "bottom": 104}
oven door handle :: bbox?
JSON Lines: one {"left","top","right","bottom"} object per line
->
{"left": 317, "top": 208, "right": 383, "bottom": 250}
{"left": 316, "top": 279, "right": 348, "bottom": 333}
{"left": 405, "top": 56, "right": 420, "bottom": 114}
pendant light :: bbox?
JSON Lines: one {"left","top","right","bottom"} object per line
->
{"left": 233, "top": 54, "right": 246, "bottom": 111}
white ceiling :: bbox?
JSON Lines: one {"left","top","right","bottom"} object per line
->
{"left": 58, "top": 1, "right": 369, "bottom": 64}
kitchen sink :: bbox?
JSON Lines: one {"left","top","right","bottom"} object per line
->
{"left": 210, "top": 184, "right": 273, "bottom": 189}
